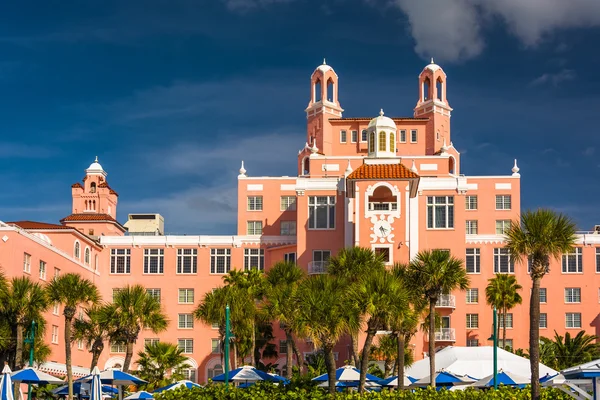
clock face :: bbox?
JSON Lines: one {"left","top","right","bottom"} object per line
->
{"left": 374, "top": 219, "right": 392, "bottom": 238}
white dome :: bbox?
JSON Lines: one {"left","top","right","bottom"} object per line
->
{"left": 88, "top": 161, "right": 103, "bottom": 170}
{"left": 314, "top": 59, "right": 335, "bottom": 75}
{"left": 86, "top": 156, "right": 107, "bottom": 176}
{"left": 368, "top": 109, "right": 397, "bottom": 130}
{"left": 424, "top": 58, "right": 442, "bottom": 72}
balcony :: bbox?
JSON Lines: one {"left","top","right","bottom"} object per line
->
{"left": 368, "top": 202, "right": 398, "bottom": 212}
{"left": 434, "top": 328, "right": 456, "bottom": 342}
{"left": 308, "top": 261, "right": 328, "bottom": 275}
{"left": 435, "top": 294, "right": 456, "bottom": 308}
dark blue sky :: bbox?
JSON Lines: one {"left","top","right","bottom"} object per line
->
{"left": 1, "top": 0, "right": 599, "bottom": 234}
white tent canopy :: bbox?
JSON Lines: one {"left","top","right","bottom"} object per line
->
{"left": 405, "top": 346, "right": 557, "bottom": 380}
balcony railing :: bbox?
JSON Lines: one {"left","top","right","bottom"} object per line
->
{"left": 435, "top": 294, "right": 456, "bottom": 308}
{"left": 308, "top": 261, "right": 329, "bottom": 275}
{"left": 368, "top": 202, "right": 398, "bottom": 212}
{"left": 434, "top": 328, "right": 456, "bottom": 342}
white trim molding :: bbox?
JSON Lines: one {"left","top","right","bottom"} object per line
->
{"left": 466, "top": 234, "right": 506, "bottom": 244}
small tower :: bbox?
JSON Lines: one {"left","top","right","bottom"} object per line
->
{"left": 367, "top": 109, "right": 397, "bottom": 158}
{"left": 414, "top": 58, "right": 453, "bottom": 155}
{"left": 69, "top": 157, "right": 118, "bottom": 218}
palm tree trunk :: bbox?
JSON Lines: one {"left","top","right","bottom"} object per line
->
{"left": 232, "top": 342, "right": 238, "bottom": 369}
{"left": 291, "top": 338, "right": 303, "bottom": 374}
{"left": 502, "top": 306, "right": 507, "bottom": 349}
{"left": 358, "top": 327, "right": 376, "bottom": 394}
{"left": 285, "top": 331, "right": 293, "bottom": 379}
{"left": 252, "top": 322, "right": 257, "bottom": 367}
{"left": 15, "top": 322, "right": 23, "bottom": 369}
{"left": 530, "top": 277, "right": 541, "bottom": 400}
{"left": 384, "top": 358, "right": 393, "bottom": 378}
{"left": 90, "top": 338, "right": 104, "bottom": 370}
{"left": 397, "top": 333, "right": 406, "bottom": 389}
{"left": 428, "top": 300, "right": 436, "bottom": 388}
{"left": 351, "top": 332, "right": 359, "bottom": 367}
{"left": 65, "top": 315, "right": 74, "bottom": 400}
{"left": 324, "top": 344, "right": 337, "bottom": 395}
{"left": 123, "top": 340, "right": 135, "bottom": 373}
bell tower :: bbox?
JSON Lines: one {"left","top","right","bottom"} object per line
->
{"left": 414, "top": 58, "right": 452, "bottom": 155}
{"left": 305, "top": 59, "right": 344, "bottom": 156}
{"left": 70, "top": 157, "right": 118, "bottom": 218}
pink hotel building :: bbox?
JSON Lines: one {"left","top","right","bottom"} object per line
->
{"left": 1, "top": 60, "right": 599, "bottom": 382}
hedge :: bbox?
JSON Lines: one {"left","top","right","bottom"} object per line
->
{"left": 153, "top": 384, "right": 571, "bottom": 400}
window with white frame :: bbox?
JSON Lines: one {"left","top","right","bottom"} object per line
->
{"left": 340, "top": 130, "right": 347, "bottom": 143}
{"left": 465, "top": 195, "right": 478, "bottom": 210}
{"left": 466, "top": 288, "right": 478, "bottom": 304}
{"left": 496, "top": 195, "right": 511, "bottom": 210}
{"left": 211, "top": 322, "right": 219, "bottom": 329}
{"left": 399, "top": 130, "right": 406, "bottom": 143}
{"left": 374, "top": 246, "right": 391, "bottom": 264}
{"left": 466, "top": 220, "right": 478, "bottom": 234}
{"left": 211, "top": 339, "right": 221, "bottom": 354}
{"left": 84, "top": 248, "right": 90, "bottom": 265}
{"left": 247, "top": 196, "right": 263, "bottom": 211}
{"left": 284, "top": 252, "right": 296, "bottom": 263}
{"left": 279, "top": 340, "right": 287, "bottom": 354}
{"left": 177, "top": 249, "right": 197, "bottom": 274}
{"left": 78, "top": 339, "right": 84, "bottom": 350}
{"left": 144, "top": 249, "right": 164, "bottom": 274}
{"left": 466, "top": 248, "right": 480, "bottom": 274}
{"left": 54, "top": 267, "right": 60, "bottom": 278}
{"left": 466, "top": 314, "right": 479, "bottom": 329}
{"left": 566, "top": 313, "right": 582, "bottom": 328}
{"left": 539, "top": 288, "right": 547, "bottom": 303}
{"left": 178, "top": 314, "right": 194, "bottom": 329}
{"left": 494, "top": 248, "right": 514, "bottom": 273}
{"left": 540, "top": 313, "right": 547, "bottom": 329}
{"left": 53, "top": 303, "right": 60, "bottom": 315}
{"left": 562, "top": 248, "right": 583, "bottom": 273}
{"left": 51, "top": 326, "right": 59, "bottom": 344}
{"left": 410, "top": 129, "right": 417, "bottom": 143}
{"left": 361, "top": 129, "right": 368, "bottom": 142}
{"left": 146, "top": 288, "right": 161, "bottom": 303}
{"left": 495, "top": 220, "right": 511, "bottom": 234}
{"left": 280, "top": 221, "right": 297, "bottom": 236}
{"left": 39, "top": 260, "right": 46, "bottom": 280}
{"left": 499, "top": 339, "right": 513, "bottom": 350}
{"left": 179, "top": 289, "right": 194, "bottom": 304}
{"left": 178, "top": 339, "right": 193, "bottom": 354}
{"left": 110, "top": 249, "right": 131, "bottom": 274}
{"left": 244, "top": 248, "right": 264, "bottom": 271}
{"left": 467, "top": 339, "right": 479, "bottom": 347}
{"left": 182, "top": 368, "right": 196, "bottom": 382}
{"left": 426, "top": 196, "right": 454, "bottom": 229}
{"left": 597, "top": 248, "right": 600, "bottom": 272}
{"left": 210, "top": 249, "right": 231, "bottom": 274}
{"left": 280, "top": 196, "right": 296, "bottom": 211}
{"left": 308, "top": 196, "right": 336, "bottom": 229}
{"left": 247, "top": 221, "right": 263, "bottom": 236}
{"left": 565, "top": 288, "right": 581, "bottom": 303}
{"left": 144, "top": 338, "right": 160, "bottom": 347}
{"left": 499, "top": 313, "right": 513, "bottom": 329}
{"left": 23, "top": 253, "right": 31, "bottom": 273}
{"left": 351, "top": 130, "right": 357, "bottom": 143}
{"left": 208, "top": 364, "right": 223, "bottom": 379}
{"left": 110, "top": 341, "right": 126, "bottom": 353}
{"left": 74, "top": 242, "right": 81, "bottom": 259}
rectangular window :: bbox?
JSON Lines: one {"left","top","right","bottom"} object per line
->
{"left": 465, "top": 220, "right": 478, "bottom": 234}
{"left": 466, "top": 288, "right": 478, "bottom": 304}
{"left": 77, "top": 339, "right": 84, "bottom": 350}
{"left": 146, "top": 289, "right": 161, "bottom": 303}
{"left": 211, "top": 322, "right": 219, "bottom": 330}
{"left": 178, "top": 289, "right": 194, "bottom": 304}
{"left": 280, "top": 196, "right": 296, "bottom": 211}
{"left": 145, "top": 338, "right": 160, "bottom": 347}
{"left": 110, "top": 342, "right": 126, "bottom": 353}
{"left": 467, "top": 339, "right": 479, "bottom": 347}
{"left": 211, "top": 339, "right": 221, "bottom": 354}
{"left": 54, "top": 267, "right": 60, "bottom": 278}
{"left": 399, "top": 130, "right": 406, "bottom": 143}
{"left": 566, "top": 313, "right": 582, "bottom": 328}
{"left": 565, "top": 288, "right": 581, "bottom": 303}
{"left": 143, "top": 249, "right": 164, "bottom": 274}
{"left": 110, "top": 249, "right": 131, "bottom": 274}
{"left": 178, "top": 339, "right": 193, "bottom": 354}
{"left": 178, "top": 314, "right": 194, "bottom": 329}
{"left": 540, "top": 313, "right": 547, "bottom": 329}
{"left": 465, "top": 195, "right": 478, "bottom": 210}
{"left": 465, "top": 248, "right": 480, "bottom": 274}
{"left": 280, "top": 221, "right": 297, "bottom": 236}
{"left": 23, "top": 253, "right": 31, "bottom": 273}
{"left": 244, "top": 248, "right": 265, "bottom": 271}
{"left": 247, "top": 221, "right": 263, "bottom": 235}
{"left": 52, "top": 326, "right": 59, "bottom": 344}
{"left": 53, "top": 303, "right": 60, "bottom": 315}
{"left": 410, "top": 129, "right": 417, "bottom": 143}
{"left": 562, "top": 248, "right": 583, "bottom": 273}
{"left": 495, "top": 220, "right": 511, "bottom": 234}
{"left": 466, "top": 314, "right": 479, "bottom": 329}
{"left": 495, "top": 195, "right": 512, "bottom": 210}
{"left": 279, "top": 340, "right": 287, "bottom": 354}
{"left": 284, "top": 252, "right": 296, "bottom": 263}
{"left": 247, "top": 196, "right": 263, "bottom": 211}
{"left": 313, "top": 250, "right": 331, "bottom": 271}
{"left": 499, "top": 313, "right": 513, "bottom": 329}
{"left": 340, "top": 130, "right": 347, "bottom": 143}
{"left": 177, "top": 249, "right": 197, "bottom": 274}
{"left": 499, "top": 339, "right": 513, "bottom": 350}
{"left": 596, "top": 248, "right": 600, "bottom": 273}
{"left": 39, "top": 260, "right": 46, "bottom": 280}
{"left": 374, "top": 247, "right": 391, "bottom": 264}
{"left": 351, "top": 130, "right": 357, "bottom": 143}
{"left": 210, "top": 249, "right": 231, "bottom": 274}
{"left": 426, "top": 196, "right": 454, "bottom": 229}
{"left": 540, "top": 288, "right": 547, "bottom": 303}
{"left": 494, "top": 248, "right": 514, "bottom": 273}
{"left": 308, "top": 196, "right": 336, "bottom": 229}
{"left": 361, "top": 130, "right": 368, "bottom": 142}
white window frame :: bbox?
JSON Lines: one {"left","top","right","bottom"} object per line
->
{"left": 244, "top": 248, "right": 265, "bottom": 271}
{"left": 279, "top": 339, "right": 288, "bottom": 354}
{"left": 494, "top": 248, "right": 514, "bottom": 273}
{"left": 177, "top": 248, "right": 198, "bottom": 274}
{"left": 410, "top": 129, "right": 417, "bottom": 143}
{"left": 210, "top": 249, "right": 231, "bottom": 274}
{"left": 144, "top": 338, "right": 160, "bottom": 347}
{"left": 361, "top": 129, "right": 368, "bottom": 142}
{"left": 247, "top": 196, "right": 263, "bottom": 211}
{"left": 178, "top": 289, "right": 194, "bottom": 304}
{"left": 562, "top": 248, "right": 583, "bottom": 273}
{"left": 23, "top": 253, "right": 31, "bottom": 273}
{"left": 467, "top": 338, "right": 479, "bottom": 347}
{"left": 54, "top": 267, "right": 60, "bottom": 278}
{"left": 178, "top": 314, "right": 194, "bottom": 329}
{"left": 566, "top": 313, "right": 582, "bottom": 329}
{"left": 178, "top": 339, "right": 193, "bottom": 354}
{"left": 53, "top": 303, "right": 60, "bottom": 315}
{"left": 77, "top": 339, "right": 84, "bottom": 350}
{"left": 308, "top": 196, "right": 336, "bottom": 230}
{"left": 146, "top": 288, "right": 161, "bottom": 303}
{"left": 399, "top": 130, "right": 406, "bottom": 143}
{"left": 280, "top": 221, "right": 297, "bottom": 236}
{"left": 466, "top": 314, "right": 479, "bottom": 329}
{"left": 465, "top": 195, "right": 478, "bottom": 210}
{"left": 539, "top": 288, "right": 547, "bottom": 303}
{"left": 565, "top": 288, "right": 581, "bottom": 303}
{"left": 540, "top": 313, "right": 548, "bottom": 329}
{"left": 39, "top": 260, "right": 46, "bottom": 280}
{"left": 466, "top": 288, "right": 478, "bottom": 304}
{"left": 426, "top": 196, "right": 454, "bottom": 229}
{"left": 110, "top": 249, "right": 131, "bottom": 274}
{"left": 51, "top": 326, "right": 59, "bottom": 344}
{"left": 372, "top": 244, "right": 393, "bottom": 265}
{"left": 84, "top": 247, "right": 91, "bottom": 265}
{"left": 340, "top": 130, "right": 347, "bottom": 143}
{"left": 280, "top": 196, "right": 296, "bottom": 211}
{"left": 499, "top": 339, "right": 513, "bottom": 350}
{"left": 351, "top": 130, "right": 357, "bottom": 143}
{"left": 495, "top": 195, "right": 512, "bottom": 210}
{"left": 499, "top": 313, "right": 513, "bottom": 329}
{"left": 74, "top": 241, "right": 81, "bottom": 259}
{"left": 211, "top": 339, "right": 221, "bottom": 354}
{"left": 247, "top": 221, "right": 263, "bottom": 236}
{"left": 466, "top": 248, "right": 480, "bottom": 274}
{"left": 466, "top": 220, "right": 478, "bottom": 234}
{"left": 144, "top": 249, "right": 164, "bottom": 274}
{"left": 495, "top": 220, "right": 511, "bottom": 234}
{"left": 284, "top": 252, "right": 296, "bottom": 263}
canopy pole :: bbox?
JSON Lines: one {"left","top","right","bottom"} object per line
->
{"left": 224, "top": 305, "right": 230, "bottom": 392}
{"left": 493, "top": 307, "right": 498, "bottom": 389}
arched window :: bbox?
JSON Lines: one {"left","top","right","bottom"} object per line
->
{"left": 74, "top": 242, "right": 80, "bottom": 259}
{"left": 423, "top": 77, "right": 431, "bottom": 101}
{"left": 90, "top": 182, "right": 96, "bottom": 193}
{"left": 361, "top": 129, "right": 368, "bottom": 142}
{"left": 326, "top": 78, "right": 334, "bottom": 102}
{"left": 368, "top": 185, "right": 398, "bottom": 212}
{"left": 369, "top": 132, "right": 375, "bottom": 153}
{"left": 436, "top": 77, "right": 443, "bottom": 101}
{"left": 93, "top": 200, "right": 96, "bottom": 210}
{"left": 85, "top": 200, "right": 88, "bottom": 210}
{"left": 449, "top": 156, "right": 456, "bottom": 175}
{"left": 208, "top": 364, "right": 223, "bottom": 379}
{"left": 95, "top": 255, "right": 99, "bottom": 271}
{"left": 389, "top": 132, "right": 395, "bottom": 153}
{"left": 314, "top": 79, "right": 322, "bottom": 102}
{"left": 378, "top": 131, "right": 386, "bottom": 152}
{"left": 302, "top": 156, "right": 310, "bottom": 175}
{"left": 85, "top": 248, "right": 90, "bottom": 265}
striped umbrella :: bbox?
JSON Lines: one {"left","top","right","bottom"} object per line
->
{"left": 124, "top": 391, "right": 154, "bottom": 400}
{"left": 90, "top": 367, "right": 103, "bottom": 400}
{"left": 0, "top": 364, "right": 14, "bottom": 400}
{"left": 378, "top": 375, "right": 417, "bottom": 387}
{"left": 153, "top": 380, "right": 202, "bottom": 393}
{"left": 312, "top": 365, "right": 381, "bottom": 383}
{"left": 211, "top": 365, "right": 283, "bottom": 383}
{"left": 472, "top": 370, "right": 530, "bottom": 388}
{"left": 11, "top": 368, "right": 64, "bottom": 385}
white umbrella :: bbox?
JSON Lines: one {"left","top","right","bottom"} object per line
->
{"left": 0, "top": 364, "right": 14, "bottom": 400}
{"left": 124, "top": 391, "right": 154, "bottom": 400}
{"left": 11, "top": 368, "right": 64, "bottom": 385}
{"left": 90, "top": 367, "right": 103, "bottom": 400}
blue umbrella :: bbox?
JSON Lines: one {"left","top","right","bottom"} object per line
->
{"left": 540, "top": 373, "right": 559, "bottom": 383}
{"left": 90, "top": 367, "right": 103, "bottom": 400}
{"left": 11, "top": 368, "right": 64, "bottom": 385}
{"left": 0, "top": 364, "right": 14, "bottom": 400}
{"left": 410, "top": 370, "right": 475, "bottom": 388}
{"left": 52, "top": 383, "right": 117, "bottom": 396}
{"left": 153, "top": 380, "right": 202, "bottom": 393}
{"left": 472, "top": 370, "right": 529, "bottom": 388}
{"left": 312, "top": 365, "right": 381, "bottom": 383}
{"left": 378, "top": 375, "right": 417, "bottom": 387}
{"left": 211, "top": 365, "right": 285, "bottom": 383}
{"left": 124, "top": 391, "right": 154, "bottom": 400}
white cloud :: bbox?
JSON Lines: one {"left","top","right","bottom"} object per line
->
{"left": 583, "top": 146, "right": 595, "bottom": 156}
{"left": 529, "top": 69, "right": 576, "bottom": 86}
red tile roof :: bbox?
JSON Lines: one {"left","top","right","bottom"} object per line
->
{"left": 61, "top": 213, "right": 117, "bottom": 222}
{"left": 98, "top": 182, "right": 119, "bottom": 196}
{"left": 71, "top": 182, "right": 83, "bottom": 189}
{"left": 347, "top": 163, "right": 419, "bottom": 180}
{"left": 8, "top": 221, "right": 72, "bottom": 230}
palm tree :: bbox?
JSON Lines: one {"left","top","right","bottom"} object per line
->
{"left": 263, "top": 261, "right": 305, "bottom": 379}
{"left": 504, "top": 209, "right": 577, "bottom": 400}
{"left": 402, "top": 250, "right": 469, "bottom": 385}
{"left": 369, "top": 334, "right": 399, "bottom": 378}
{"left": 46, "top": 273, "right": 100, "bottom": 400}
{"left": 485, "top": 274, "right": 522, "bottom": 346}
{"left": 292, "top": 274, "right": 360, "bottom": 394}
{"left": 136, "top": 342, "right": 190, "bottom": 391}
{"left": 73, "top": 304, "right": 116, "bottom": 370}
{"left": 107, "top": 285, "right": 168, "bottom": 372}
{"left": 327, "top": 247, "right": 385, "bottom": 366}
{"left": 547, "top": 331, "right": 600, "bottom": 370}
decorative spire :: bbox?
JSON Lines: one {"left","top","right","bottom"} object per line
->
{"left": 311, "top": 141, "right": 319, "bottom": 154}
{"left": 512, "top": 159, "right": 520, "bottom": 177}
{"left": 345, "top": 159, "right": 353, "bottom": 175}
{"left": 379, "top": 108, "right": 384, "bottom": 117}
{"left": 440, "top": 139, "right": 449, "bottom": 154}
{"left": 410, "top": 159, "right": 418, "bottom": 174}
{"left": 94, "top": 156, "right": 98, "bottom": 163}
{"left": 323, "top": 58, "right": 327, "bottom": 65}
{"left": 430, "top": 57, "right": 435, "bottom": 64}
{"left": 238, "top": 160, "right": 247, "bottom": 177}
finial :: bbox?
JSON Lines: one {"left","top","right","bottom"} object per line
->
{"left": 512, "top": 159, "right": 520, "bottom": 176}
{"left": 430, "top": 57, "right": 435, "bottom": 64}
{"left": 410, "top": 159, "right": 418, "bottom": 173}
{"left": 323, "top": 58, "right": 327, "bottom": 65}
{"left": 379, "top": 108, "right": 384, "bottom": 117}
{"left": 94, "top": 156, "right": 98, "bottom": 163}
{"left": 345, "top": 159, "right": 353, "bottom": 174}
{"left": 440, "top": 139, "right": 448, "bottom": 153}
{"left": 239, "top": 160, "right": 247, "bottom": 177}
{"left": 311, "top": 141, "right": 319, "bottom": 154}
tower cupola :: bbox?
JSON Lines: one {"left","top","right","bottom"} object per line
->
{"left": 86, "top": 156, "right": 107, "bottom": 177}
{"left": 305, "top": 59, "right": 343, "bottom": 118}
{"left": 367, "top": 109, "right": 397, "bottom": 158}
